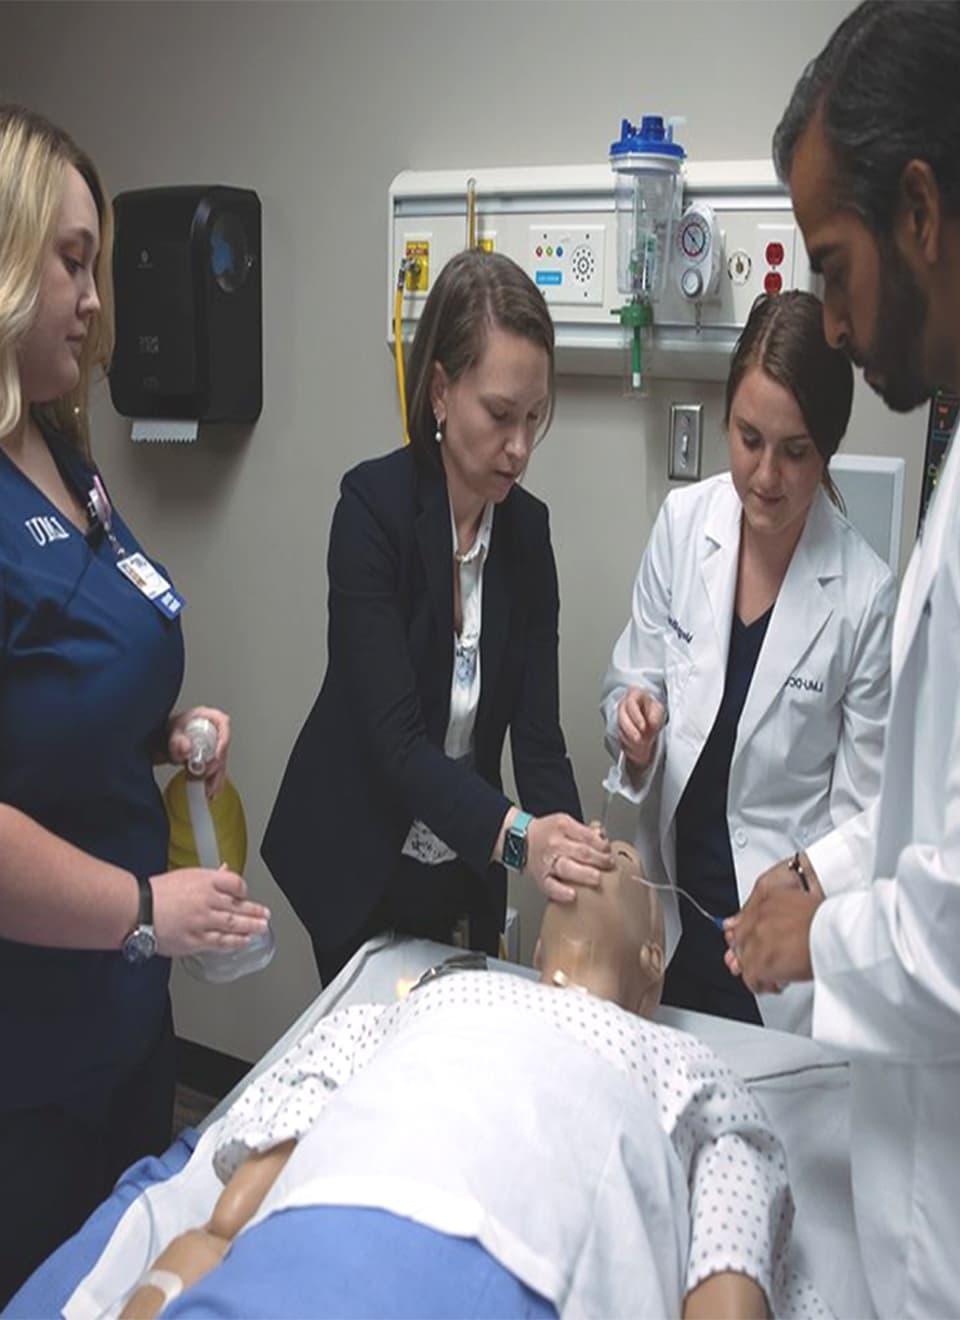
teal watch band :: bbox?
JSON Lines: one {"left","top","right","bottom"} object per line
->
{"left": 502, "top": 810, "right": 534, "bottom": 872}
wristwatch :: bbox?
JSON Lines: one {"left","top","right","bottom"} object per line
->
{"left": 122, "top": 875, "right": 158, "bottom": 964}
{"left": 502, "top": 811, "right": 533, "bottom": 872}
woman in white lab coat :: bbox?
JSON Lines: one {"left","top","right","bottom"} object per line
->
{"left": 601, "top": 291, "right": 895, "bottom": 1032}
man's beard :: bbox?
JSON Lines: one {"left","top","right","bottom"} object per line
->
{"left": 860, "top": 240, "right": 931, "bottom": 414}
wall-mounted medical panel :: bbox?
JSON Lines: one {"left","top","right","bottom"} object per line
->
{"left": 388, "top": 163, "right": 815, "bottom": 382}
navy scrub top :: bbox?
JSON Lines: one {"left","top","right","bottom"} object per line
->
{"left": 669, "top": 607, "right": 773, "bottom": 1024}
{"left": 0, "top": 428, "right": 184, "bottom": 1117}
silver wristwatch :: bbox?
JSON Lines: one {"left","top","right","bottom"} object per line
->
{"left": 121, "top": 875, "right": 158, "bottom": 964}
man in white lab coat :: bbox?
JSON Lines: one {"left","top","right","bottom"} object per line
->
{"left": 726, "top": 3, "right": 960, "bottom": 1316}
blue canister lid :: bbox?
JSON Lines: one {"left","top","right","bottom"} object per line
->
{"left": 610, "top": 115, "right": 685, "bottom": 160}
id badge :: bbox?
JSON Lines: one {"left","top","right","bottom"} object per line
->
{"left": 116, "top": 552, "right": 185, "bottom": 620}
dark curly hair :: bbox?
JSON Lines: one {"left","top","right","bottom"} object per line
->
{"left": 773, "top": 1, "right": 960, "bottom": 232}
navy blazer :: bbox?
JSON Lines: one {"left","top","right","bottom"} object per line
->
{"left": 262, "top": 445, "right": 582, "bottom": 952}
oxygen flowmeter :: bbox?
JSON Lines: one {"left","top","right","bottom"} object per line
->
{"left": 609, "top": 115, "right": 685, "bottom": 395}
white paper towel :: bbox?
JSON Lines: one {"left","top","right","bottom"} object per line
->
{"left": 131, "top": 419, "right": 199, "bottom": 443}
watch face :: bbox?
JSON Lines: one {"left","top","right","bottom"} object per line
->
{"left": 503, "top": 830, "right": 526, "bottom": 872}
{"left": 122, "top": 925, "right": 158, "bottom": 964}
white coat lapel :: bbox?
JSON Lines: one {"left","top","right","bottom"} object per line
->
{"left": 892, "top": 429, "right": 960, "bottom": 675}
{"left": 698, "top": 484, "right": 741, "bottom": 673}
{"left": 733, "top": 491, "right": 837, "bottom": 758}
{"left": 661, "top": 485, "right": 739, "bottom": 830}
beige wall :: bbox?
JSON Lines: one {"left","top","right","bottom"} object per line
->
{"left": 0, "top": 0, "right": 925, "bottom": 1062}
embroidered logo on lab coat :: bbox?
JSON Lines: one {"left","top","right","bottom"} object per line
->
{"left": 667, "top": 614, "right": 693, "bottom": 644}
{"left": 25, "top": 515, "right": 70, "bottom": 547}
{"left": 785, "top": 674, "right": 824, "bottom": 694}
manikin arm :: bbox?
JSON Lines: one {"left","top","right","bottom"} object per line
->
{"left": 124, "top": 1003, "right": 390, "bottom": 1317}
{"left": 683, "top": 1271, "right": 769, "bottom": 1319}
{"left": 120, "top": 1141, "right": 296, "bottom": 1320}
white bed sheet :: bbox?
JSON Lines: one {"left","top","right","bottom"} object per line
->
{"left": 204, "top": 934, "right": 872, "bottom": 1319}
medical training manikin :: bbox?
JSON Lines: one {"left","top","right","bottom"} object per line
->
{"left": 121, "top": 844, "right": 817, "bottom": 1320}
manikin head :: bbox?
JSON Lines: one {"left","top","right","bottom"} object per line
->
{"left": 534, "top": 841, "right": 665, "bottom": 1018}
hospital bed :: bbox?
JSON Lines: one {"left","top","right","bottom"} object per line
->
{"left": 8, "top": 935, "right": 874, "bottom": 1319}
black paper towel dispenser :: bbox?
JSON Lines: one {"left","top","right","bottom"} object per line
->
{"left": 110, "top": 186, "right": 262, "bottom": 423}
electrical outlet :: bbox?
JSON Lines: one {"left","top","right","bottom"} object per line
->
{"left": 669, "top": 403, "right": 702, "bottom": 482}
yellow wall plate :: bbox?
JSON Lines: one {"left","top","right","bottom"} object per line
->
{"left": 404, "top": 239, "right": 430, "bottom": 292}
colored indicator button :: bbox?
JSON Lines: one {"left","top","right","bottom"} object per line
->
{"left": 764, "top": 270, "right": 783, "bottom": 295}
{"left": 536, "top": 246, "right": 543, "bottom": 258}
{"left": 546, "top": 246, "right": 554, "bottom": 257}
{"left": 556, "top": 245, "right": 564, "bottom": 257}
{"left": 765, "top": 241, "right": 785, "bottom": 267}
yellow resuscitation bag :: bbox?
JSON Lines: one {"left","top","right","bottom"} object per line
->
{"left": 162, "top": 723, "right": 274, "bottom": 981}
{"left": 164, "top": 768, "right": 248, "bottom": 874}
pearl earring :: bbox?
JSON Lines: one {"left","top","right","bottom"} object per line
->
{"left": 434, "top": 416, "right": 444, "bottom": 444}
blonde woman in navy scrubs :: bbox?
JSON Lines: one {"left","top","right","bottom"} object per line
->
{"left": 0, "top": 106, "right": 270, "bottom": 1303}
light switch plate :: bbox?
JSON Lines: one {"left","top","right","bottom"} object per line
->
{"left": 669, "top": 403, "right": 702, "bottom": 482}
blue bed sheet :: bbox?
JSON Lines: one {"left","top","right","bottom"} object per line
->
{"left": 4, "top": 1133, "right": 555, "bottom": 1319}
{"left": 165, "top": 1206, "right": 556, "bottom": 1319}
{"left": 4, "top": 1131, "right": 197, "bottom": 1319}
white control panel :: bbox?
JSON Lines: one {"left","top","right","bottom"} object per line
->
{"left": 528, "top": 226, "right": 605, "bottom": 306}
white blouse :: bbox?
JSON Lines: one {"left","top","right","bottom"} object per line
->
{"left": 401, "top": 498, "right": 495, "bottom": 866}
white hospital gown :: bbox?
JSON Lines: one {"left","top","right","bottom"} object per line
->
{"left": 214, "top": 972, "right": 827, "bottom": 1319}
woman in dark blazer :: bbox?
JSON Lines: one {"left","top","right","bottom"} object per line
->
{"left": 264, "top": 251, "right": 611, "bottom": 983}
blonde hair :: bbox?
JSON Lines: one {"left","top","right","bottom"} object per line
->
{"left": 0, "top": 105, "right": 114, "bottom": 459}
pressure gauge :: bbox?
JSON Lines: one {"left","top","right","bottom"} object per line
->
{"left": 680, "top": 267, "right": 704, "bottom": 299}
{"left": 676, "top": 202, "right": 722, "bottom": 302}
{"left": 679, "top": 212, "right": 710, "bottom": 260}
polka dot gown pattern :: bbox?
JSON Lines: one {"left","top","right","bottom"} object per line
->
{"left": 214, "top": 972, "right": 814, "bottom": 1317}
